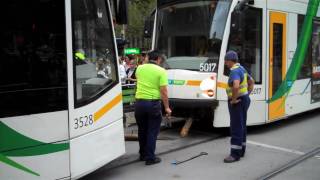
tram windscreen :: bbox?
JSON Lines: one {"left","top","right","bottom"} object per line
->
{"left": 72, "top": 0, "right": 118, "bottom": 107}
{"left": 155, "top": 0, "right": 231, "bottom": 72}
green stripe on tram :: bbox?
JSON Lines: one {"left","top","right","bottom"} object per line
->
{"left": 0, "top": 154, "right": 40, "bottom": 176}
{"left": 0, "top": 122, "right": 69, "bottom": 176}
{"left": 268, "top": 0, "right": 320, "bottom": 103}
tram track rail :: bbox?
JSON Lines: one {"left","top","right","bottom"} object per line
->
{"left": 258, "top": 146, "right": 320, "bottom": 180}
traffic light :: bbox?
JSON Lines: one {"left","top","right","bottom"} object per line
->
{"left": 116, "top": 37, "right": 129, "bottom": 55}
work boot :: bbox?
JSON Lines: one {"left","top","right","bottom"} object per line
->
{"left": 223, "top": 155, "right": 239, "bottom": 163}
{"left": 145, "top": 157, "right": 161, "bottom": 165}
{"left": 139, "top": 156, "right": 146, "bottom": 161}
{"left": 240, "top": 147, "right": 246, "bottom": 158}
{"left": 240, "top": 152, "right": 245, "bottom": 158}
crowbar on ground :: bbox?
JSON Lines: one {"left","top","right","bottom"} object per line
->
{"left": 171, "top": 152, "right": 208, "bottom": 165}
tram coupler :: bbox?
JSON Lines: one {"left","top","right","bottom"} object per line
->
{"left": 164, "top": 116, "right": 172, "bottom": 128}
{"left": 125, "top": 133, "right": 138, "bottom": 141}
{"left": 180, "top": 117, "right": 193, "bottom": 137}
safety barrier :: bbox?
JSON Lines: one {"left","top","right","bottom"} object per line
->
{"left": 122, "top": 84, "right": 136, "bottom": 113}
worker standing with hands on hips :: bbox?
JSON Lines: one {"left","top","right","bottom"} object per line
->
{"left": 134, "top": 50, "right": 172, "bottom": 165}
{"left": 224, "top": 50, "right": 254, "bottom": 163}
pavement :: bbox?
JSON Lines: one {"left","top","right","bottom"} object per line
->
{"left": 81, "top": 110, "right": 320, "bottom": 180}
{"left": 94, "top": 127, "right": 220, "bottom": 171}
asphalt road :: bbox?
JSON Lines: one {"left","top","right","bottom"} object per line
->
{"left": 82, "top": 110, "right": 320, "bottom": 180}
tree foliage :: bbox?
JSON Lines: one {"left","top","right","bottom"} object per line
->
{"left": 115, "top": 0, "right": 156, "bottom": 38}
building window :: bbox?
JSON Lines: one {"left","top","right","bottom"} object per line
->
{"left": 228, "top": 7, "right": 262, "bottom": 84}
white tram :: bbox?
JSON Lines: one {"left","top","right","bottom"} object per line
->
{"left": 145, "top": 0, "right": 320, "bottom": 127}
{"left": 0, "top": 0, "right": 127, "bottom": 179}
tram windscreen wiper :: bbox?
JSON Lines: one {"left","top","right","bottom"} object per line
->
{"left": 209, "top": 1, "right": 231, "bottom": 41}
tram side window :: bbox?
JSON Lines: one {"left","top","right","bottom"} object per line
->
{"left": 311, "top": 19, "right": 320, "bottom": 103}
{"left": 228, "top": 7, "right": 262, "bottom": 84}
{"left": 0, "top": 1, "right": 67, "bottom": 118}
{"left": 297, "top": 14, "right": 312, "bottom": 79}
{"left": 72, "top": 0, "right": 118, "bottom": 107}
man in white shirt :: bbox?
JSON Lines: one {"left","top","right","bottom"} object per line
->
{"left": 119, "top": 57, "right": 127, "bottom": 84}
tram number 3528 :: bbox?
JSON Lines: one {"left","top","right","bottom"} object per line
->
{"left": 74, "top": 115, "right": 94, "bottom": 129}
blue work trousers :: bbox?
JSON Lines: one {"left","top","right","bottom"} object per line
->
{"left": 228, "top": 95, "right": 251, "bottom": 158}
{"left": 135, "top": 100, "right": 162, "bottom": 161}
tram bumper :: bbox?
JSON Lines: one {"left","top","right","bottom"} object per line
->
{"left": 166, "top": 69, "right": 218, "bottom": 122}
{"left": 168, "top": 98, "right": 218, "bottom": 121}
{"left": 169, "top": 98, "right": 219, "bottom": 109}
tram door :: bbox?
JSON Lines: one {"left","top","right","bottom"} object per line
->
{"left": 268, "top": 12, "right": 287, "bottom": 121}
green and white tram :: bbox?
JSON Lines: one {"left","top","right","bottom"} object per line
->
{"left": 147, "top": 0, "right": 320, "bottom": 127}
{"left": 0, "top": 0, "right": 127, "bottom": 179}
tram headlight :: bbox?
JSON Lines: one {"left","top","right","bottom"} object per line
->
{"left": 200, "top": 75, "right": 216, "bottom": 98}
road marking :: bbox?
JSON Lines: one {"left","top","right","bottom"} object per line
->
{"left": 248, "top": 140, "right": 320, "bottom": 160}
{"left": 247, "top": 140, "right": 305, "bottom": 155}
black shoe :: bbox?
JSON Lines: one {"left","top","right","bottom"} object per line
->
{"left": 145, "top": 157, "right": 161, "bottom": 165}
{"left": 240, "top": 149, "right": 246, "bottom": 158}
{"left": 139, "top": 156, "right": 146, "bottom": 161}
{"left": 223, "top": 155, "right": 239, "bottom": 163}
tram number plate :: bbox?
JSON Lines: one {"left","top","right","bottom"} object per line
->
{"left": 74, "top": 115, "right": 94, "bottom": 129}
{"left": 200, "top": 63, "right": 217, "bottom": 72}
{"left": 251, "top": 88, "right": 262, "bottom": 95}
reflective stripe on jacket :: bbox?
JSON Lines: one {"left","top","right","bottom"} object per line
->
{"left": 226, "top": 65, "right": 248, "bottom": 98}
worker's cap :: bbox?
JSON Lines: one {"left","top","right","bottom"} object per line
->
{"left": 225, "top": 50, "right": 238, "bottom": 62}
